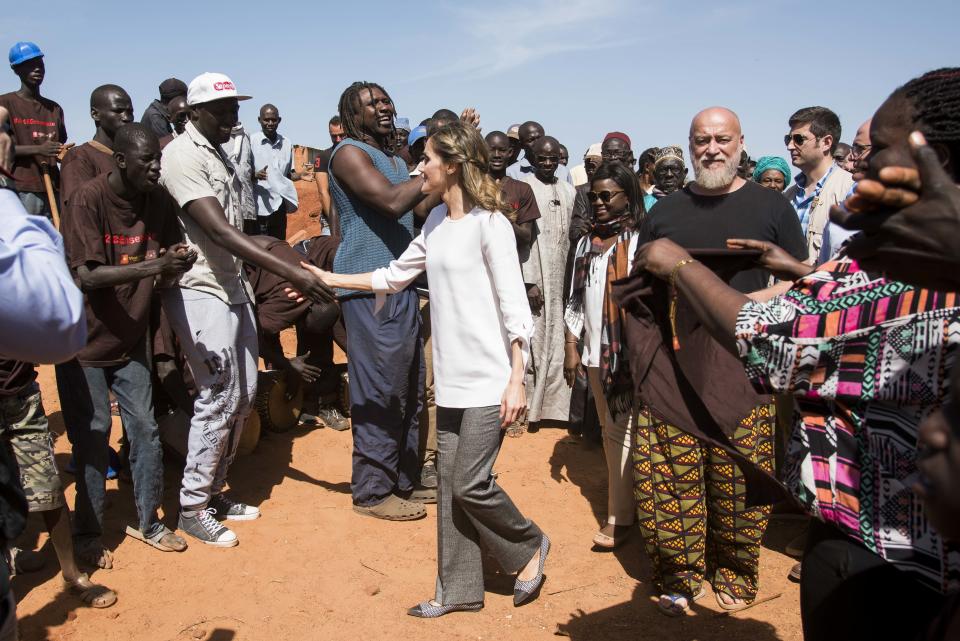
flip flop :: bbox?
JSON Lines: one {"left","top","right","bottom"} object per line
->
{"left": 714, "top": 589, "right": 752, "bottom": 611}
{"left": 125, "top": 525, "right": 188, "bottom": 552}
{"left": 63, "top": 573, "right": 117, "bottom": 608}
{"left": 592, "top": 525, "right": 631, "bottom": 549}
{"left": 656, "top": 587, "right": 706, "bottom": 617}
{"left": 352, "top": 495, "right": 426, "bottom": 521}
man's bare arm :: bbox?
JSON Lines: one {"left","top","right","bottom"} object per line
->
{"left": 330, "top": 145, "right": 425, "bottom": 220}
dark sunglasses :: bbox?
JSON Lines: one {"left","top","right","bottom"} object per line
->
{"left": 587, "top": 190, "right": 624, "bottom": 203}
{"left": 784, "top": 133, "right": 816, "bottom": 147}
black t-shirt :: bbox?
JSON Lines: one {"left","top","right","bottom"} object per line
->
{"left": 63, "top": 173, "right": 182, "bottom": 366}
{"left": 500, "top": 176, "right": 541, "bottom": 225}
{"left": 639, "top": 180, "right": 807, "bottom": 293}
{"left": 0, "top": 92, "right": 67, "bottom": 193}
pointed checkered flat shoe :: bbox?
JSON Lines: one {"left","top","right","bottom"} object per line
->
{"left": 514, "top": 534, "right": 550, "bottom": 606}
{"left": 406, "top": 600, "right": 483, "bottom": 618}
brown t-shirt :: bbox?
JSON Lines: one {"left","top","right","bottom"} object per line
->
{"left": 0, "top": 92, "right": 67, "bottom": 193}
{"left": 0, "top": 359, "right": 37, "bottom": 398}
{"left": 500, "top": 176, "right": 540, "bottom": 225}
{"left": 63, "top": 173, "right": 181, "bottom": 367}
{"left": 243, "top": 235, "right": 340, "bottom": 335}
{"left": 60, "top": 141, "right": 115, "bottom": 206}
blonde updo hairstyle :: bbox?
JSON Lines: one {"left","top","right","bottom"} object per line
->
{"left": 428, "top": 121, "right": 515, "bottom": 221}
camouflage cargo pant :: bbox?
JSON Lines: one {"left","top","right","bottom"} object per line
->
{"left": 0, "top": 384, "right": 63, "bottom": 512}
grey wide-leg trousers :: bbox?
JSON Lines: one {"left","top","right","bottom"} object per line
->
{"left": 435, "top": 405, "right": 542, "bottom": 605}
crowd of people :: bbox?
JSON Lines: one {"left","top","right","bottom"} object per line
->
{"left": 0, "top": 37, "right": 958, "bottom": 640}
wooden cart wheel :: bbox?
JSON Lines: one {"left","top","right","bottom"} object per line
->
{"left": 236, "top": 409, "right": 261, "bottom": 455}
{"left": 255, "top": 371, "right": 304, "bottom": 433}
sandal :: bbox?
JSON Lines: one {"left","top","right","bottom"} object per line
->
{"left": 592, "top": 524, "right": 631, "bottom": 550}
{"left": 63, "top": 573, "right": 117, "bottom": 608}
{"left": 657, "top": 587, "right": 706, "bottom": 617}
{"left": 125, "top": 525, "right": 188, "bottom": 552}
{"left": 74, "top": 539, "right": 113, "bottom": 570}
{"left": 352, "top": 495, "right": 426, "bottom": 521}
{"left": 715, "top": 589, "right": 752, "bottom": 611}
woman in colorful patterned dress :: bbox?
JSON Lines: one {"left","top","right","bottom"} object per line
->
{"left": 633, "top": 68, "right": 960, "bottom": 641}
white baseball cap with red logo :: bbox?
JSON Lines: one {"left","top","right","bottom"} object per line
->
{"left": 186, "top": 72, "right": 252, "bottom": 106}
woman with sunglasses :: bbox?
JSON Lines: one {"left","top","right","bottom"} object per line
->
{"left": 562, "top": 161, "right": 645, "bottom": 550}
{"left": 303, "top": 121, "right": 549, "bottom": 618}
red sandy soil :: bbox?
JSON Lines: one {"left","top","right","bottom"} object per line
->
{"left": 285, "top": 177, "right": 323, "bottom": 241}
{"left": 13, "top": 333, "right": 805, "bottom": 641}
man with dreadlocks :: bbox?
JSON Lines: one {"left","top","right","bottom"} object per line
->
{"left": 327, "top": 81, "right": 431, "bottom": 521}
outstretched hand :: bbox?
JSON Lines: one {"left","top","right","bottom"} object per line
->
{"left": 726, "top": 238, "right": 812, "bottom": 280}
{"left": 284, "top": 261, "right": 335, "bottom": 305}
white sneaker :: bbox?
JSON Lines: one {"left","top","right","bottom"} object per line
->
{"left": 208, "top": 494, "right": 261, "bottom": 521}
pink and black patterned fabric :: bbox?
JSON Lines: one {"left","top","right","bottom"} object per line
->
{"left": 736, "top": 259, "right": 960, "bottom": 593}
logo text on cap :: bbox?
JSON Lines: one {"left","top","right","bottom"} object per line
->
{"left": 213, "top": 81, "right": 236, "bottom": 91}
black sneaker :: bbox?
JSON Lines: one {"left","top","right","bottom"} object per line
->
{"left": 179, "top": 509, "right": 238, "bottom": 547}
{"left": 420, "top": 460, "right": 438, "bottom": 489}
{"left": 316, "top": 406, "right": 350, "bottom": 431}
{"left": 208, "top": 494, "right": 260, "bottom": 521}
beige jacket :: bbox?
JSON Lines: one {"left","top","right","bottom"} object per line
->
{"left": 784, "top": 165, "right": 854, "bottom": 263}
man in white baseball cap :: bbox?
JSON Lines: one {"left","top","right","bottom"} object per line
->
{"left": 160, "top": 72, "right": 334, "bottom": 547}
{"left": 185, "top": 72, "right": 252, "bottom": 106}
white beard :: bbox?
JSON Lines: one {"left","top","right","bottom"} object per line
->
{"left": 693, "top": 150, "right": 741, "bottom": 189}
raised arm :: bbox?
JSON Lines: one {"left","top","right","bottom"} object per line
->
{"left": 330, "top": 145, "right": 425, "bottom": 219}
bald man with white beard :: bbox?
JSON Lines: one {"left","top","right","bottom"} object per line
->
{"left": 631, "top": 107, "right": 807, "bottom": 615}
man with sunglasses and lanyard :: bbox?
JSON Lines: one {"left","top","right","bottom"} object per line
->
{"left": 783, "top": 106, "right": 854, "bottom": 263}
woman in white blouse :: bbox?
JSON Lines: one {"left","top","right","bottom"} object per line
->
{"left": 304, "top": 122, "right": 550, "bottom": 618}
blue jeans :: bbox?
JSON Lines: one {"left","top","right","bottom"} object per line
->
{"left": 56, "top": 339, "right": 164, "bottom": 541}
{"left": 341, "top": 290, "right": 423, "bottom": 506}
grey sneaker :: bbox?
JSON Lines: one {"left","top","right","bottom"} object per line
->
{"left": 208, "top": 494, "right": 260, "bottom": 521}
{"left": 179, "top": 509, "right": 238, "bottom": 547}
{"left": 420, "top": 460, "right": 438, "bottom": 489}
{"left": 316, "top": 406, "right": 350, "bottom": 431}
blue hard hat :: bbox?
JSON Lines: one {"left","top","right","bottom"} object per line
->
{"left": 408, "top": 125, "right": 427, "bottom": 147}
{"left": 9, "top": 41, "right": 44, "bottom": 67}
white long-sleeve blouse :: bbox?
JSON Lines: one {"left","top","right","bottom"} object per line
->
{"left": 371, "top": 205, "right": 534, "bottom": 408}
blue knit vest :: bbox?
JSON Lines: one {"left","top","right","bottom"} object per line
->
{"left": 328, "top": 139, "right": 415, "bottom": 298}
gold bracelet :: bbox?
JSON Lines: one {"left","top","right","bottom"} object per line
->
{"left": 669, "top": 258, "right": 697, "bottom": 289}
{"left": 668, "top": 258, "right": 696, "bottom": 352}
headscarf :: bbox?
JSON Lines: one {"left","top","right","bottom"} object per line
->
{"left": 753, "top": 156, "right": 792, "bottom": 187}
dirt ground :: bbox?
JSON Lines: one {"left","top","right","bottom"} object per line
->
{"left": 285, "top": 176, "right": 323, "bottom": 241}
{"left": 12, "top": 202, "right": 805, "bottom": 640}
{"left": 13, "top": 352, "right": 805, "bottom": 641}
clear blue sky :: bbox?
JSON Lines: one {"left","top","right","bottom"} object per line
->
{"left": 4, "top": 0, "right": 957, "bottom": 178}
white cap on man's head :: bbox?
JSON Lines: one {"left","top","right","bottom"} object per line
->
{"left": 187, "top": 72, "right": 252, "bottom": 106}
